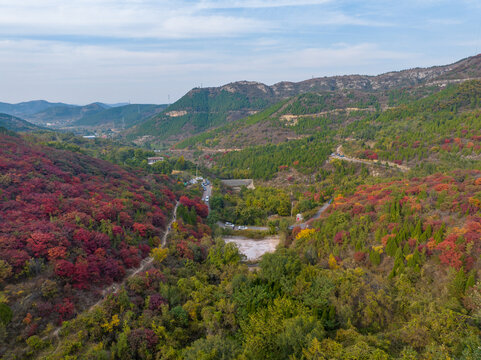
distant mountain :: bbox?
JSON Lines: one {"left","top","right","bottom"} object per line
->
{"left": 24, "top": 102, "right": 108, "bottom": 126}
{"left": 73, "top": 104, "right": 167, "bottom": 129}
{"left": 0, "top": 113, "right": 46, "bottom": 132}
{"left": 0, "top": 100, "right": 166, "bottom": 130}
{"left": 125, "top": 54, "right": 481, "bottom": 146}
{"left": 0, "top": 100, "right": 72, "bottom": 117}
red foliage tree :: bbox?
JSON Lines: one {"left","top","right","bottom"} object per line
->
{"left": 55, "top": 297, "right": 75, "bottom": 323}
{"left": 54, "top": 260, "right": 75, "bottom": 279}
{"left": 26, "top": 232, "right": 56, "bottom": 257}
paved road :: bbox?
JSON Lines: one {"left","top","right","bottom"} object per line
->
{"left": 202, "top": 183, "right": 212, "bottom": 211}
{"left": 245, "top": 225, "right": 269, "bottom": 231}
{"left": 289, "top": 199, "right": 332, "bottom": 230}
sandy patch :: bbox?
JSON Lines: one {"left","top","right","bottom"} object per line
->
{"left": 223, "top": 235, "right": 280, "bottom": 261}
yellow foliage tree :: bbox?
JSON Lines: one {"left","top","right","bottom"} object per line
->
{"left": 101, "top": 314, "right": 120, "bottom": 333}
{"left": 328, "top": 253, "right": 338, "bottom": 269}
{"left": 296, "top": 228, "right": 316, "bottom": 240}
{"left": 151, "top": 247, "right": 169, "bottom": 264}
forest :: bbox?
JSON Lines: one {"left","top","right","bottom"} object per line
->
{"left": 17, "top": 168, "right": 481, "bottom": 359}
{"left": 208, "top": 185, "right": 292, "bottom": 226}
{"left": 4, "top": 80, "right": 481, "bottom": 359}
{"left": 0, "top": 133, "right": 180, "bottom": 356}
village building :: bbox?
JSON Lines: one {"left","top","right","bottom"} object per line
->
{"left": 147, "top": 156, "right": 164, "bottom": 165}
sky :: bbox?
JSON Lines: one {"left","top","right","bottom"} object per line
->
{"left": 0, "top": 0, "right": 480, "bottom": 105}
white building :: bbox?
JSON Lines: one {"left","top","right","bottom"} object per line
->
{"left": 147, "top": 156, "right": 164, "bottom": 165}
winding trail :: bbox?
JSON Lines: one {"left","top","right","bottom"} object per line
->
{"left": 89, "top": 200, "right": 179, "bottom": 310}
{"left": 330, "top": 145, "right": 410, "bottom": 172}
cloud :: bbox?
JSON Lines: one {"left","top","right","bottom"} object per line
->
{"left": 280, "top": 43, "right": 414, "bottom": 69}
{"left": 0, "top": 1, "right": 270, "bottom": 39}
{"left": 196, "top": 0, "right": 333, "bottom": 9}
{"left": 160, "top": 15, "right": 268, "bottom": 38}
{"left": 0, "top": 0, "right": 392, "bottom": 42}
{"left": 203, "top": 43, "right": 420, "bottom": 81}
{"left": 305, "top": 12, "right": 393, "bottom": 27}
{"left": 427, "top": 18, "right": 463, "bottom": 25}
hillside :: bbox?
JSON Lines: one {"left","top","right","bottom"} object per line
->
{"left": 174, "top": 87, "right": 407, "bottom": 150}
{"left": 0, "top": 133, "right": 179, "bottom": 358}
{"left": 24, "top": 164, "right": 481, "bottom": 359}
{"left": 170, "top": 80, "right": 481, "bottom": 182}
{"left": 0, "top": 113, "right": 46, "bottom": 132}
{"left": 125, "top": 82, "right": 275, "bottom": 146}
{"left": 126, "top": 54, "right": 481, "bottom": 147}
{"left": 73, "top": 103, "right": 167, "bottom": 129}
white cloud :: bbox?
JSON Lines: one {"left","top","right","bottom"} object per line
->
{"left": 306, "top": 12, "right": 393, "bottom": 27}
{"left": 160, "top": 15, "right": 268, "bottom": 38}
{"left": 427, "top": 18, "right": 463, "bottom": 25}
{"left": 0, "top": 0, "right": 392, "bottom": 41}
{"left": 196, "top": 0, "right": 333, "bottom": 9}
{"left": 0, "top": 1, "right": 270, "bottom": 39}
{"left": 200, "top": 43, "right": 422, "bottom": 82}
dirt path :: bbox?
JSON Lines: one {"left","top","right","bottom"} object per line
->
{"left": 331, "top": 145, "right": 410, "bottom": 172}
{"left": 89, "top": 201, "right": 179, "bottom": 310}
{"left": 279, "top": 107, "right": 375, "bottom": 125}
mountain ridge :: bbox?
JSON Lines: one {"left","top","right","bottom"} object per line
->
{"left": 125, "top": 54, "right": 481, "bottom": 146}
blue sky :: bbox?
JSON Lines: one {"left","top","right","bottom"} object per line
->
{"left": 0, "top": 0, "right": 480, "bottom": 104}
